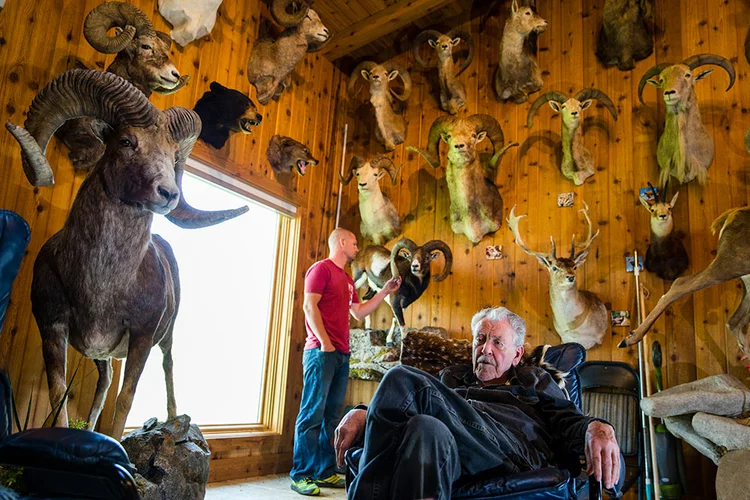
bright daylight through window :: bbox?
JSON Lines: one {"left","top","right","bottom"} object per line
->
{"left": 124, "top": 171, "right": 279, "bottom": 428}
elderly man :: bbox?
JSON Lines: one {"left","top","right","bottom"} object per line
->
{"left": 334, "top": 306, "right": 620, "bottom": 500}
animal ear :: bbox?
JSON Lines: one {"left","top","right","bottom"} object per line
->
{"left": 429, "top": 251, "right": 441, "bottom": 262}
{"left": 639, "top": 196, "right": 651, "bottom": 210}
{"left": 428, "top": 39, "right": 438, "bottom": 48}
{"left": 646, "top": 78, "right": 661, "bottom": 88}
{"left": 210, "top": 81, "right": 228, "bottom": 93}
{"left": 536, "top": 254, "right": 551, "bottom": 268}
{"left": 669, "top": 191, "right": 679, "bottom": 208}
{"left": 574, "top": 251, "right": 589, "bottom": 268}
{"left": 548, "top": 101, "right": 561, "bottom": 113}
{"left": 694, "top": 69, "right": 713, "bottom": 82}
{"left": 156, "top": 31, "right": 173, "bottom": 48}
{"left": 361, "top": 70, "right": 371, "bottom": 80}
{"left": 580, "top": 99, "right": 593, "bottom": 111}
{"left": 376, "top": 170, "right": 387, "bottom": 179}
{"left": 512, "top": 0, "right": 519, "bottom": 13}
{"left": 451, "top": 37, "right": 462, "bottom": 46}
{"left": 476, "top": 131, "right": 487, "bottom": 142}
{"left": 387, "top": 70, "right": 399, "bottom": 81}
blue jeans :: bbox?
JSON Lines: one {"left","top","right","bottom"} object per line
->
{"left": 290, "top": 348, "right": 350, "bottom": 481}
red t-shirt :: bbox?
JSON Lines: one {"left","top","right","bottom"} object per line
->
{"left": 304, "top": 259, "right": 359, "bottom": 354}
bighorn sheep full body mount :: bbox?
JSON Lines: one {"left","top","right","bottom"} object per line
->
{"left": 638, "top": 54, "right": 735, "bottom": 186}
{"left": 508, "top": 203, "right": 608, "bottom": 349}
{"left": 57, "top": 2, "right": 190, "bottom": 171}
{"left": 6, "top": 69, "right": 248, "bottom": 440}
{"left": 348, "top": 61, "right": 412, "bottom": 151}
{"left": 620, "top": 206, "right": 750, "bottom": 365}
{"left": 407, "top": 114, "right": 518, "bottom": 244}
{"left": 339, "top": 156, "right": 401, "bottom": 245}
{"left": 527, "top": 88, "right": 618, "bottom": 185}
{"left": 352, "top": 238, "right": 452, "bottom": 346}
{"left": 640, "top": 182, "right": 689, "bottom": 281}
{"left": 495, "top": 0, "right": 548, "bottom": 103}
{"left": 247, "top": 0, "right": 330, "bottom": 105}
{"left": 596, "top": 0, "right": 653, "bottom": 71}
{"left": 412, "top": 29, "right": 473, "bottom": 115}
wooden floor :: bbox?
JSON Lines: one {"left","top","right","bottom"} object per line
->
{"left": 206, "top": 474, "right": 348, "bottom": 499}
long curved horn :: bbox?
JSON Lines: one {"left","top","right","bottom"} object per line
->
{"left": 469, "top": 114, "right": 517, "bottom": 169}
{"left": 446, "top": 29, "right": 474, "bottom": 74}
{"left": 681, "top": 53, "right": 736, "bottom": 91}
{"left": 163, "top": 108, "right": 249, "bottom": 228}
{"left": 661, "top": 180, "right": 669, "bottom": 202}
{"left": 348, "top": 61, "right": 377, "bottom": 98}
{"left": 271, "top": 0, "right": 309, "bottom": 27}
{"left": 84, "top": 2, "right": 155, "bottom": 54}
{"left": 6, "top": 69, "right": 158, "bottom": 186}
{"left": 412, "top": 30, "right": 442, "bottom": 67}
{"left": 527, "top": 91, "right": 568, "bottom": 128}
{"left": 371, "top": 156, "right": 399, "bottom": 185}
{"left": 386, "top": 62, "right": 411, "bottom": 102}
{"left": 339, "top": 156, "right": 363, "bottom": 185}
{"left": 638, "top": 62, "right": 671, "bottom": 105}
{"left": 390, "top": 238, "right": 418, "bottom": 281}
{"left": 406, "top": 115, "right": 454, "bottom": 169}
{"left": 574, "top": 88, "right": 618, "bottom": 121}
{"left": 647, "top": 182, "right": 658, "bottom": 204}
{"left": 422, "top": 240, "right": 453, "bottom": 282}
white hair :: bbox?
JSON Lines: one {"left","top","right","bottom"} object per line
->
{"left": 471, "top": 307, "right": 526, "bottom": 346}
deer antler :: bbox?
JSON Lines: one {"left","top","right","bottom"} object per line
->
{"left": 571, "top": 201, "right": 599, "bottom": 263}
{"left": 507, "top": 206, "right": 553, "bottom": 265}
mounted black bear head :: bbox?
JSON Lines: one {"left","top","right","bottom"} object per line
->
{"left": 193, "top": 81, "right": 263, "bottom": 149}
{"left": 266, "top": 135, "right": 319, "bottom": 177}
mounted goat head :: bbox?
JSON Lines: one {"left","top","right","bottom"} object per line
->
{"left": 352, "top": 238, "right": 452, "bottom": 346}
{"left": 412, "top": 29, "right": 473, "bottom": 115}
{"left": 507, "top": 203, "right": 608, "bottom": 349}
{"left": 348, "top": 61, "right": 412, "bottom": 151}
{"left": 639, "top": 182, "right": 688, "bottom": 280}
{"left": 407, "top": 114, "right": 518, "bottom": 244}
{"left": 193, "top": 82, "right": 263, "bottom": 149}
{"left": 266, "top": 135, "right": 319, "bottom": 176}
{"left": 638, "top": 54, "right": 735, "bottom": 186}
{"left": 620, "top": 206, "right": 750, "bottom": 366}
{"left": 6, "top": 69, "right": 248, "bottom": 440}
{"left": 495, "top": 0, "right": 548, "bottom": 103}
{"left": 527, "top": 88, "right": 618, "bottom": 185}
{"left": 158, "top": 0, "right": 223, "bottom": 47}
{"left": 247, "top": 0, "right": 330, "bottom": 105}
{"left": 339, "top": 156, "right": 401, "bottom": 245}
{"left": 596, "top": 0, "right": 653, "bottom": 71}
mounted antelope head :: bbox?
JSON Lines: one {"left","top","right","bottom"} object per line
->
{"left": 639, "top": 182, "right": 689, "bottom": 281}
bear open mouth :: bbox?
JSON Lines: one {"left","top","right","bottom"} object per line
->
{"left": 296, "top": 160, "right": 307, "bottom": 176}
{"left": 239, "top": 118, "right": 258, "bottom": 133}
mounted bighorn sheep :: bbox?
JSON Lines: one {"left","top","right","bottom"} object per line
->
{"left": 339, "top": 156, "right": 401, "bottom": 245}
{"left": 527, "top": 88, "right": 618, "bottom": 185}
{"left": 640, "top": 182, "right": 688, "bottom": 281}
{"left": 5, "top": 69, "right": 248, "bottom": 440}
{"left": 620, "top": 206, "right": 750, "bottom": 363}
{"left": 266, "top": 135, "right": 318, "bottom": 176}
{"left": 638, "top": 54, "right": 735, "bottom": 186}
{"left": 247, "top": 0, "right": 330, "bottom": 105}
{"left": 412, "top": 29, "right": 473, "bottom": 115}
{"left": 407, "top": 114, "right": 518, "bottom": 243}
{"left": 596, "top": 0, "right": 653, "bottom": 71}
{"left": 508, "top": 203, "right": 608, "bottom": 349}
{"left": 57, "top": 2, "right": 190, "bottom": 171}
{"left": 348, "top": 61, "right": 412, "bottom": 151}
{"left": 352, "top": 238, "right": 452, "bottom": 347}
{"left": 495, "top": 0, "right": 548, "bottom": 103}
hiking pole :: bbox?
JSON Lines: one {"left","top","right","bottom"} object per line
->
{"left": 334, "top": 123, "right": 348, "bottom": 229}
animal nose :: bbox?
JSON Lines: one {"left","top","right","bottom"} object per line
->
{"left": 255, "top": 113, "right": 263, "bottom": 122}
{"left": 455, "top": 143, "right": 465, "bottom": 149}
{"left": 566, "top": 275, "right": 575, "bottom": 283}
{"left": 171, "top": 70, "right": 180, "bottom": 79}
{"left": 659, "top": 214, "right": 667, "bottom": 220}
{"left": 571, "top": 111, "right": 578, "bottom": 116}
{"left": 664, "top": 89, "right": 676, "bottom": 96}
{"left": 157, "top": 185, "right": 179, "bottom": 203}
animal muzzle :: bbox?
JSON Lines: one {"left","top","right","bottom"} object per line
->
{"left": 565, "top": 275, "right": 576, "bottom": 283}
{"left": 316, "top": 30, "right": 330, "bottom": 42}
{"left": 157, "top": 65, "right": 182, "bottom": 89}
{"left": 240, "top": 115, "right": 262, "bottom": 133}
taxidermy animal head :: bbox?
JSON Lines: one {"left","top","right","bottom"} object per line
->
{"left": 247, "top": 0, "right": 330, "bottom": 105}
{"left": 407, "top": 114, "right": 518, "bottom": 244}
{"left": 412, "top": 29, "right": 473, "bottom": 114}
{"left": 157, "top": 0, "right": 223, "bottom": 47}
{"left": 638, "top": 54, "right": 735, "bottom": 186}
{"left": 193, "top": 82, "right": 263, "bottom": 149}
{"left": 266, "top": 135, "right": 319, "bottom": 176}
{"left": 507, "top": 203, "right": 608, "bottom": 349}
{"left": 339, "top": 155, "right": 401, "bottom": 245}
{"left": 348, "top": 61, "right": 412, "bottom": 151}
{"left": 527, "top": 88, "right": 617, "bottom": 185}
{"left": 596, "top": 0, "right": 653, "bottom": 71}
{"left": 639, "top": 182, "right": 689, "bottom": 281}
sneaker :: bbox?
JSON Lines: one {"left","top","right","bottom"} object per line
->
{"left": 291, "top": 477, "right": 320, "bottom": 496}
{"left": 315, "top": 474, "right": 346, "bottom": 488}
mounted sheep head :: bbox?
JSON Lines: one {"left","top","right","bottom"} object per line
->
{"left": 639, "top": 182, "right": 689, "bottom": 280}
{"left": 638, "top": 53, "right": 735, "bottom": 186}
{"left": 193, "top": 82, "right": 263, "bottom": 149}
{"left": 348, "top": 61, "right": 411, "bottom": 151}
{"left": 247, "top": 0, "right": 331, "bottom": 105}
{"left": 266, "top": 135, "right": 319, "bottom": 177}
{"left": 596, "top": 0, "right": 653, "bottom": 71}
{"left": 527, "top": 88, "right": 618, "bottom": 185}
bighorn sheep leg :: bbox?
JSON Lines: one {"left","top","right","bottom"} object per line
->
{"left": 41, "top": 324, "right": 71, "bottom": 428}
{"left": 111, "top": 334, "right": 152, "bottom": 440}
{"left": 88, "top": 359, "right": 113, "bottom": 428}
{"left": 161, "top": 343, "right": 177, "bottom": 419}
{"left": 727, "top": 275, "right": 750, "bottom": 347}
{"left": 387, "top": 298, "right": 407, "bottom": 347}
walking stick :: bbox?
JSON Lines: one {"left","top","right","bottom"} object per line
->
{"left": 334, "top": 123, "right": 348, "bottom": 229}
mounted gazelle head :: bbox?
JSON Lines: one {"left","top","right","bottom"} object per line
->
{"left": 348, "top": 61, "right": 412, "bottom": 102}
{"left": 508, "top": 0, "right": 548, "bottom": 36}
{"left": 527, "top": 88, "right": 618, "bottom": 129}
{"left": 640, "top": 182, "right": 679, "bottom": 238}
{"left": 339, "top": 155, "right": 399, "bottom": 193}
{"left": 412, "top": 29, "right": 474, "bottom": 70}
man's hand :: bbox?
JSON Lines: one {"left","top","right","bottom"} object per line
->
{"left": 320, "top": 342, "right": 336, "bottom": 353}
{"left": 382, "top": 276, "right": 402, "bottom": 295}
{"left": 334, "top": 408, "right": 366, "bottom": 468}
{"left": 585, "top": 421, "right": 620, "bottom": 490}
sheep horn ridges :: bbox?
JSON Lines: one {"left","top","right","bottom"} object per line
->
{"left": 407, "top": 115, "right": 454, "bottom": 169}
{"left": 348, "top": 61, "right": 377, "bottom": 97}
{"left": 422, "top": 240, "right": 453, "bottom": 282}
{"left": 6, "top": 69, "right": 157, "bottom": 186}
{"left": 638, "top": 62, "right": 671, "bottom": 106}
{"left": 271, "top": 0, "right": 309, "bottom": 28}
{"left": 446, "top": 29, "right": 473, "bottom": 74}
{"left": 574, "top": 88, "right": 618, "bottom": 121}
{"left": 339, "top": 156, "right": 363, "bottom": 185}
{"left": 468, "top": 114, "right": 514, "bottom": 169}
{"left": 385, "top": 62, "right": 412, "bottom": 102}
{"left": 681, "top": 53, "right": 736, "bottom": 91}
{"left": 371, "top": 156, "right": 399, "bottom": 186}
{"left": 84, "top": 2, "right": 155, "bottom": 54}
{"left": 412, "top": 30, "right": 442, "bottom": 68}
{"left": 527, "top": 91, "right": 567, "bottom": 128}
{"left": 390, "top": 237, "right": 418, "bottom": 281}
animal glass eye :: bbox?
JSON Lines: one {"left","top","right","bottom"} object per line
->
{"left": 552, "top": 266, "right": 558, "bottom": 271}
{"left": 525, "top": 11, "right": 530, "bottom": 15}
{"left": 119, "top": 138, "right": 133, "bottom": 147}
{"left": 141, "top": 44, "right": 152, "bottom": 50}
{"left": 685, "top": 74, "right": 691, "bottom": 78}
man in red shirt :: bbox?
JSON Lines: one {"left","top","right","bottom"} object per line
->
{"left": 291, "top": 228, "right": 400, "bottom": 496}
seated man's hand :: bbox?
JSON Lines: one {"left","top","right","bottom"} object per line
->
{"left": 585, "top": 421, "right": 620, "bottom": 490}
{"left": 334, "top": 408, "right": 366, "bottom": 469}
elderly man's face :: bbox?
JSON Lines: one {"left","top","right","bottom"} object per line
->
{"left": 472, "top": 318, "right": 524, "bottom": 384}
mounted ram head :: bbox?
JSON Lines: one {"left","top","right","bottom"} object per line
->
{"left": 596, "top": 0, "right": 653, "bottom": 71}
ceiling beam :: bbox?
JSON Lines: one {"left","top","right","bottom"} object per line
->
{"left": 322, "top": 0, "right": 457, "bottom": 61}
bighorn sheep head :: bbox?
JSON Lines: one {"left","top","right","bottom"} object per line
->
{"left": 527, "top": 88, "right": 618, "bottom": 129}
{"left": 339, "top": 155, "right": 399, "bottom": 192}
{"left": 266, "top": 135, "right": 319, "bottom": 176}
{"left": 348, "top": 61, "right": 412, "bottom": 102}
{"left": 412, "top": 29, "right": 473, "bottom": 73}
{"left": 270, "top": 0, "right": 331, "bottom": 52}
{"left": 84, "top": 2, "right": 189, "bottom": 96}
{"left": 638, "top": 54, "right": 735, "bottom": 107}
{"left": 389, "top": 238, "right": 452, "bottom": 283}
{"left": 6, "top": 69, "right": 247, "bottom": 228}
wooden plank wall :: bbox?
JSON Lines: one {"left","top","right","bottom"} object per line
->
{"left": 338, "top": 1, "right": 750, "bottom": 497}
{"left": 0, "top": 0, "right": 347, "bottom": 482}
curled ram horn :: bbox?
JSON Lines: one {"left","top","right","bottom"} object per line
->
{"left": 681, "top": 53, "right": 735, "bottom": 91}
{"left": 370, "top": 155, "right": 399, "bottom": 186}
{"left": 637, "top": 62, "right": 671, "bottom": 105}
{"left": 526, "top": 91, "right": 568, "bottom": 128}
{"left": 390, "top": 237, "right": 418, "bottom": 281}
{"left": 412, "top": 30, "right": 443, "bottom": 67}
{"left": 422, "top": 240, "right": 453, "bottom": 282}
{"left": 271, "top": 0, "right": 309, "bottom": 27}
{"left": 468, "top": 114, "right": 518, "bottom": 169}
{"left": 446, "top": 29, "right": 474, "bottom": 74}
{"left": 384, "top": 62, "right": 412, "bottom": 102}
{"left": 406, "top": 116, "right": 455, "bottom": 169}
{"left": 339, "top": 156, "right": 364, "bottom": 185}
{"left": 84, "top": 2, "right": 156, "bottom": 54}
{"left": 573, "top": 88, "right": 618, "bottom": 121}
{"left": 347, "top": 61, "right": 378, "bottom": 98}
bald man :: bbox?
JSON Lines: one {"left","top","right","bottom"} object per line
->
{"left": 291, "top": 228, "right": 401, "bottom": 496}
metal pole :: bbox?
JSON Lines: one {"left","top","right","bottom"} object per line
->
{"left": 334, "top": 124, "right": 348, "bottom": 229}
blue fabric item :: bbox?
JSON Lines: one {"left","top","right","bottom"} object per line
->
{"left": 0, "top": 209, "right": 30, "bottom": 333}
{"left": 290, "top": 348, "right": 350, "bottom": 481}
